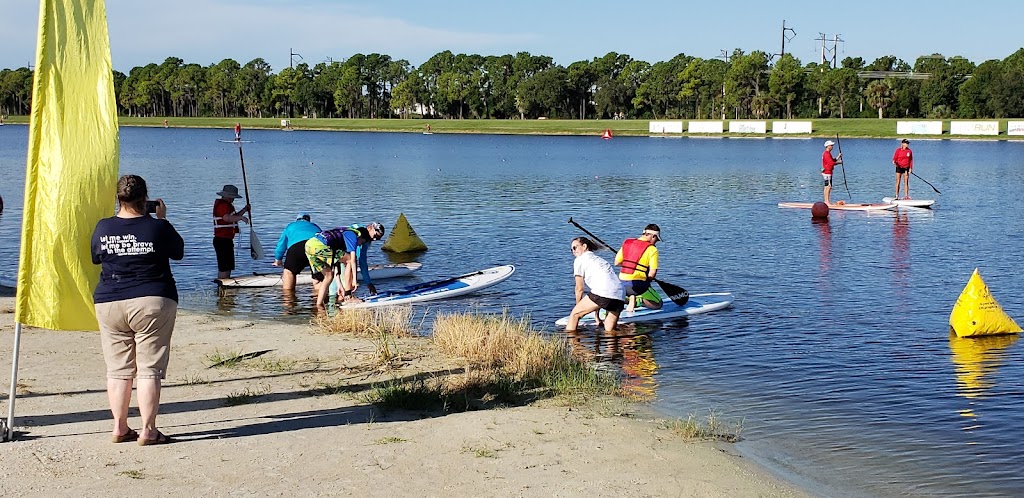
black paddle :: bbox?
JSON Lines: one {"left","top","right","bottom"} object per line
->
{"left": 835, "top": 134, "right": 852, "bottom": 201}
{"left": 237, "top": 146, "right": 265, "bottom": 260}
{"left": 567, "top": 217, "right": 688, "bottom": 306}
{"left": 911, "top": 171, "right": 941, "bottom": 194}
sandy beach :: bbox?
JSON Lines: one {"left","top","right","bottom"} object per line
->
{"left": 0, "top": 294, "right": 806, "bottom": 497}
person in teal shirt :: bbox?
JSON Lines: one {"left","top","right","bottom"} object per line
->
{"left": 272, "top": 212, "right": 321, "bottom": 290}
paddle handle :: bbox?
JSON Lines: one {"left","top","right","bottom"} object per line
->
{"left": 567, "top": 217, "right": 617, "bottom": 253}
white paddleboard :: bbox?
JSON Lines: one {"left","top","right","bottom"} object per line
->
{"left": 216, "top": 262, "right": 422, "bottom": 288}
{"left": 882, "top": 197, "right": 936, "bottom": 208}
{"left": 344, "top": 265, "right": 515, "bottom": 308}
{"left": 218, "top": 139, "right": 256, "bottom": 143}
{"left": 554, "top": 292, "right": 735, "bottom": 326}
{"left": 778, "top": 202, "right": 897, "bottom": 211}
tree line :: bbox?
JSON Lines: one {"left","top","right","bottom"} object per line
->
{"left": 2, "top": 48, "right": 1024, "bottom": 120}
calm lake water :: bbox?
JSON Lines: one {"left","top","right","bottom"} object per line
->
{"left": 1, "top": 125, "right": 1023, "bottom": 496}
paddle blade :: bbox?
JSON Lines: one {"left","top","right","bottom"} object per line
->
{"left": 655, "top": 279, "right": 689, "bottom": 306}
{"left": 249, "top": 230, "right": 265, "bottom": 260}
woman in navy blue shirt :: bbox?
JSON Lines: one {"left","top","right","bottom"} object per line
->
{"left": 91, "top": 174, "right": 183, "bottom": 445}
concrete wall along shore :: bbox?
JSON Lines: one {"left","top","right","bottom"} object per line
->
{"left": 643, "top": 120, "right": 1024, "bottom": 138}
{"left": 646, "top": 120, "right": 812, "bottom": 136}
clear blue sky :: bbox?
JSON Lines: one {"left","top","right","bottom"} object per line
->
{"left": 1, "top": 0, "right": 1020, "bottom": 73}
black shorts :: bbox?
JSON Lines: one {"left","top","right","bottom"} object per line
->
{"left": 283, "top": 241, "right": 311, "bottom": 274}
{"left": 622, "top": 280, "right": 652, "bottom": 297}
{"left": 213, "top": 237, "right": 235, "bottom": 272}
{"left": 895, "top": 167, "right": 909, "bottom": 174}
{"left": 588, "top": 292, "right": 625, "bottom": 313}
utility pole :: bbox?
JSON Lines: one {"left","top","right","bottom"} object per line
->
{"left": 816, "top": 33, "right": 828, "bottom": 67}
{"left": 289, "top": 48, "right": 303, "bottom": 69}
{"left": 717, "top": 50, "right": 731, "bottom": 120}
{"left": 831, "top": 34, "right": 844, "bottom": 68}
{"left": 778, "top": 20, "right": 796, "bottom": 60}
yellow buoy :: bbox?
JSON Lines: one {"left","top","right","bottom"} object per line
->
{"left": 381, "top": 213, "right": 428, "bottom": 253}
{"left": 949, "top": 268, "right": 1022, "bottom": 338}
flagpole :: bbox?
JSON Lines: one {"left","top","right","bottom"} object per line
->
{"left": 5, "top": 323, "right": 23, "bottom": 441}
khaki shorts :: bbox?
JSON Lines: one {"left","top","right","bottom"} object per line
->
{"left": 96, "top": 296, "right": 177, "bottom": 380}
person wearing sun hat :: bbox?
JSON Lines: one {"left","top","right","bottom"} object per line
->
{"left": 892, "top": 138, "right": 913, "bottom": 200}
{"left": 212, "top": 184, "right": 250, "bottom": 279}
{"left": 272, "top": 212, "right": 321, "bottom": 290}
{"left": 614, "top": 223, "right": 665, "bottom": 312}
{"left": 821, "top": 140, "right": 843, "bottom": 204}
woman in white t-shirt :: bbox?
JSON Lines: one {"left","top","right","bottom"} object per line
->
{"left": 565, "top": 237, "right": 625, "bottom": 332}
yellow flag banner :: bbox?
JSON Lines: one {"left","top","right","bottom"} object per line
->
{"left": 14, "top": 0, "right": 119, "bottom": 331}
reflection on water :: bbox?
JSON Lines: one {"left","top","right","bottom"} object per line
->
{"left": 892, "top": 210, "right": 910, "bottom": 293}
{"left": 949, "top": 331, "right": 1019, "bottom": 401}
{"left": 813, "top": 218, "right": 831, "bottom": 275}
{"left": 565, "top": 326, "right": 659, "bottom": 401}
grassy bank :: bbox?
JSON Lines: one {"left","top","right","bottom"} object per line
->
{"left": 4, "top": 115, "right": 1022, "bottom": 140}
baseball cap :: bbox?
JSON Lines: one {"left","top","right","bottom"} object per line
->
{"left": 296, "top": 212, "right": 311, "bottom": 221}
{"left": 824, "top": 140, "right": 835, "bottom": 147}
{"left": 901, "top": 138, "right": 910, "bottom": 143}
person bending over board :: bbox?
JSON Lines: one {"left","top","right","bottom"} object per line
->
{"left": 821, "top": 140, "right": 842, "bottom": 204}
{"left": 565, "top": 237, "right": 624, "bottom": 333}
{"left": 336, "top": 222, "right": 386, "bottom": 297}
{"left": 212, "top": 185, "right": 250, "bottom": 279}
{"left": 272, "top": 212, "right": 321, "bottom": 290}
{"left": 614, "top": 224, "right": 664, "bottom": 312}
{"left": 304, "top": 224, "right": 383, "bottom": 307}
{"left": 892, "top": 139, "right": 913, "bottom": 200}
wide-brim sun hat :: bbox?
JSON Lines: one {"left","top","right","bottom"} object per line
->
{"left": 217, "top": 184, "right": 241, "bottom": 199}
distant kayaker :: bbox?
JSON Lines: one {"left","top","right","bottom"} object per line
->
{"left": 614, "top": 224, "right": 664, "bottom": 311}
{"left": 272, "top": 212, "right": 321, "bottom": 291}
{"left": 822, "top": 140, "right": 842, "bottom": 204}
{"left": 564, "top": 237, "right": 624, "bottom": 333}
{"left": 892, "top": 139, "right": 913, "bottom": 200}
{"left": 212, "top": 184, "right": 250, "bottom": 279}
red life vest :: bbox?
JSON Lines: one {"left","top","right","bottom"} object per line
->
{"left": 213, "top": 198, "right": 239, "bottom": 238}
{"left": 620, "top": 238, "right": 652, "bottom": 277}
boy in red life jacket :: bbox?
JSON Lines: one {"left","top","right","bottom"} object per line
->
{"left": 892, "top": 139, "right": 913, "bottom": 199}
{"left": 614, "top": 224, "right": 664, "bottom": 312}
{"left": 213, "top": 184, "right": 250, "bottom": 279}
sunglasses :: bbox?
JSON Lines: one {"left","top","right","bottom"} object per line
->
{"left": 570, "top": 244, "right": 582, "bottom": 252}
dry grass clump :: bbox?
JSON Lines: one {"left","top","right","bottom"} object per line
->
{"left": 311, "top": 305, "right": 413, "bottom": 337}
{"left": 432, "top": 309, "right": 617, "bottom": 398}
{"left": 664, "top": 409, "right": 744, "bottom": 443}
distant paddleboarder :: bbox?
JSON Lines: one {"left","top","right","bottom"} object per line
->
{"left": 892, "top": 139, "right": 913, "bottom": 200}
{"left": 821, "top": 140, "right": 843, "bottom": 205}
{"left": 234, "top": 123, "right": 242, "bottom": 141}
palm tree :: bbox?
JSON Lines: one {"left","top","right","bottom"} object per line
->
{"left": 865, "top": 79, "right": 894, "bottom": 119}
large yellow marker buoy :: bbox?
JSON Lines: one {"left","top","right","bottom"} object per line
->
{"left": 381, "top": 213, "right": 428, "bottom": 253}
{"left": 949, "top": 268, "right": 1022, "bottom": 338}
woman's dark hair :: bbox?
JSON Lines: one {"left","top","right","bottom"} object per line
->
{"left": 117, "top": 174, "right": 148, "bottom": 214}
{"left": 572, "top": 236, "right": 597, "bottom": 252}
